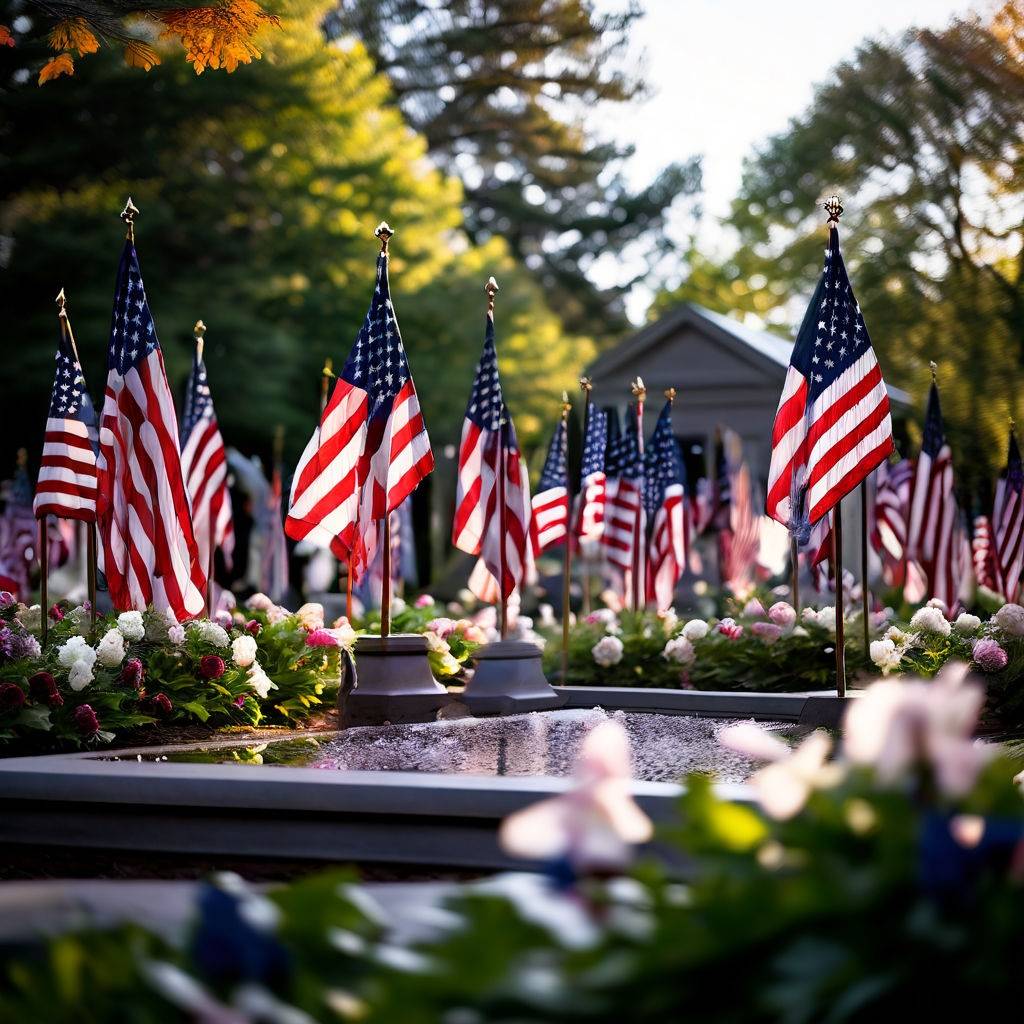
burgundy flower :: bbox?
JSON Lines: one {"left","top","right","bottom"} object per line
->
{"left": 245, "top": 619, "right": 262, "bottom": 636}
{"left": 120, "top": 657, "right": 145, "bottom": 689}
{"left": 28, "top": 671, "right": 61, "bottom": 707}
{"left": 73, "top": 703, "right": 100, "bottom": 735}
{"left": 199, "top": 654, "right": 226, "bottom": 680}
{"left": 233, "top": 694, "right": 247, "bottom": 707}
{"left": 142, "top": 692, "right": 173, "bottom": 718}
{"left": 48, "top": 603, "right": 65, "bottom": 623}
{"left": 973, "top": 638, "right": 1008, "bottom": 673}
{"left": 0, "top": 682, "right": 26, "bottom": 715}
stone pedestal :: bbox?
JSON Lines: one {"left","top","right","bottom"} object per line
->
{"left": 341, "top": 634, "right": 451, "bottom": 727}
{"left": 461, "top": 640, "right": 565, "bottom": 716}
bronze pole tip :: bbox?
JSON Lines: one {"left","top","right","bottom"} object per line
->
{"left": 664, "top": 387, "right": 677, "bottom": 402}
{"left": 823, "top": 194, "right": 843, "bottom": 225}
{"left": 631, "top": 376, "right": 646, "bottom": 402}
{"left": 579, "top": 376, "right": 592, "bottom": 394}
{"left": 374, "top": 221, "right": 394, "bottom": 254}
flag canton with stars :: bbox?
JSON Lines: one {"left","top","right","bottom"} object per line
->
{"left": 340, "top": 254, "right": 412, "bottom": 418}
{"left": 537, "top": 419, "right": 568, "bottom": 492}
{"left": 109, "top": 243, "right": 159, "bottom": 375}
{"left": 1007, "top": 433, "right": 1023, "bottom": 494}
{"left": 49, "top": 326, "right": 95, "bottom": 428}
{"left": 580, "top": 405, "right": 608, "bottom": 479}
{"left": 791, "top": 226, "right": 872, "bottom": 401}
{"left": 644, "top": 403, "right": 685, "bottom": 520}
{"left": 921, "top": 383, "right": 946, "bottom": 458}
{"left": 181, "top": 353, "right": 214, "bottom": 442}
{"left": 605, "top": 408, "right": 643, "bottom": 480}
{"left": 463, "top": 314, "right": 505, "bottom": 434}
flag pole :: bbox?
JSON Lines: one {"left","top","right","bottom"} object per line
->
{"left": 376, "top": 222, "right": 395, "bottom": 639}
{"left": 486, "top": 276, "right": 509, "bottom": 639}
{"left": 57, "top": 288, "right": 98, "bottom": 628}
{"left": 38, "top": 513, "right": 49, "bottom": 648}
{"left": 790, "top": 536, "right": 800, "bottom": 612}
{"left": 558, "top": 390, "right": 573, "bottom": 681}
{"left": 860, "top": 480, "right": 870, "bottom": 656}
{"left": 630, "top": 376, "right": 646, "bottom": 612}
{"left": 193, "top": 320, "right": 217, "bottom": 618}
{"left": 579, "top": 376, "right": 593, "bottom": 616}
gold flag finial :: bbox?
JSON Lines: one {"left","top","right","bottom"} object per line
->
{"left": 664, "top": 387, "right": 677, "bottom": 403}
{"left": 55, "top": 287, "right": 67, "bottom": 317}
{"left": 374, "top": 221, "right": 394, "bottom": 254}
{"left": 631, "top": 376, "right": 646, "bottom": 402}
{"left": 121, "top": 197, "right": 139, "bottom": 242}
{"left": 193, "top": 320, "right": 206, "bottom": 360}
{"left": 823, "top": 194, "right": 843, "bottom": 225}
{"left": 485, "top": 276, "right": 499, "bottom": 316}
{"left": 561, "top": 390, "right": 572, "bottom": 419}
{"left": 929, "top": 360, "right": 938, "bottom": 385}
{"left": 322, "top": 356, "right": 334, "bottom": 379}
{"left": 579, "top": 375, "right": 592, "bottom": 394}
{"left": 193, "top": 319, "right": 207, "bottom": 339}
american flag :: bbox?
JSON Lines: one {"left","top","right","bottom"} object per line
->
{"left": 573, "top": 402, "right": 607, "bottom": 546}
{"left": 531, "top": 413, "right": 570, "bottom": 554}
{"left": 180, "top": 334, "right": 234, "bottom": 576}
{"left": 767, "top": 214, "right": 894, "bottom": 539}
{"left": 453, "top": 306, "right": 532, "bottom": 599}
{"left": 95, "top": 237, "right": 206, "bottom": 619}
{"left": 720, "top": 457, "right": 761, "bottom": 593}
{"left": 905, "top": 382, "right": 961, "bottom": 610}
{"left": 871, "top": 458, "right": 913, "bottom": 587}
{"left": 805, "top": 510, "right": 833, "bottom": 591}
{"left": 644, "top": 398, "right": 688, "bottom": 610}
{"left": 708, "top": 426, "right": 732, "bottom": 534}
{"left": 972, "top": 514, "right": 997, "bottom": 594}
{"left": 33, "top": 304, "right": 98, "bottom": 523}
{"left": 259, "top": 457, "right": 289, "bottom": 602}
{"left": 288, "top": 239, "right": 432, "bottom": 578}
{"left": 992, "top": 429, "right": 1024, "bottom": 602}
{"left": 601, "top": 407, "right": 644, "bottom": 588}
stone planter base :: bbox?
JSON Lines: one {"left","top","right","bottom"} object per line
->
{"left": 462, "top": 640, "right": 565, "bottom": 716}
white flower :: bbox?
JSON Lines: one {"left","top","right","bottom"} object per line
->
{"left": 116, "top": 610, "right": 145, "bottom": 642}
{"left": 328, "top": 618, "right": 357, "bottom": 648}
{"left": 885, "top": 625, "right": 915, "bottom": 648}
{"left": 68, "top": 660, "right": 94, "bottom": 691}
{"left": 500, "top": 720, "right": 652, "bottom": 872}
{"left": 17, "top": 604, "right": 42, "bottom": 631}
{"left": 681, "top": 618, "right": 709, "bottom": 642}
{"left": 719, "top": 724, "right": 843, "bottom": 820}
{"left": 910, "top": 605, "right": 951, "bottom": 636}
{"left": 591, "top": 635, "right": 624, "bottom": 668}
{"left": 813, "top": 606, "right": 837, "bottom": 633}
{"left": 658, "top": 608, "right": 679, "bottom": 635}
{"left": 662, "top": 636, "right": 695, "bottom": 665}
{"left": 168, "top": 624, "right": 186, "bottom": 645}
{"left": 423, "top": 630, "right": 450, "bottom": 655}
{"left": 295, "top": 603, "right": 325, "bottom": 631}
{"left": 231, "top": 634, "right": 258, "bottom": 668}
{"left": 537, "top": 603, "right": 557, "bottom": 628}
{"left": 247, "top": 662, "right": 278, "bottom": 700}
{"left": 266, "top": 605, "right": 290, "bottom": 624}
{"left": 843, "top": 662, "right": 990, "bottom": 797}
{"left": 191, "top": 620, "right": 231, "bottom": 648}
{"left": 58, "top": 635, "right": 95, "bottom": 669}
{"left": 95, "top": 628, "right": 127, "bottom": 668}
{"left": 926, "top": 597, "right": 949, "bottom": 613}
{"left": 954, "top": 613, "right": 981, "bottom": 635}
{"left": 993, "top": 602, "right": 1024, "bottom": 636}
{"left": 869, "top": 638, "right": 902, "bottom": 674}
{"left": 391, "top": 596, "right": 407, "bottom": 615}
{"left": 246, "top": 592, "right": 274, "bottom": 612}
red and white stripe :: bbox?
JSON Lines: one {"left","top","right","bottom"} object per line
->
{"left": 647, "top": 482, "right": 688, "bottom": 610}
{"left": 602, "top": 477, "right": 643, "bottom": 575}
{"left": 286, "top": 378, "right": 368, "bottom": 561}
{"left": 181, "top": 417, "right": 233, "bottom": 575}
{"left": 719, "top": 461, "right": 760, "bottom": 592}
{"left": 972, "top": 514, "right": 997, "bottom": 594}
{"left": 905, "top": 443, "right": 960, "bottom": 610}
{"left": 531, "top": 486, "right": 569, "bottom": 555}
{"left": 575, "top": 469, "right": 606, "bottom": 545}
{"left": 992, "top": 480, "right": 1024, "bottom": 603}
{"left": 871, "top": 459, "right": 912, "bottom": 587}
{"left": 96, "top": 348, "right": 206, "bottom": 619}
{"left": 34, "top": 418, "right": 97, "bottom": 522}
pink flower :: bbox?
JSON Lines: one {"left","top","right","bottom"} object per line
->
{"left": 48, "top": 603, "right": 65, "bottom": 623}
{"left": 245, "top": 619, "right": 262, "bottom": 636}
{"left": 306, "top": 628, "right": 340, "bottom": 648}
{"left": 972, "top": 638, "right": 1008, "bottom": 673}
{"left": 767, "top": 601, "right": 797, "bottom": 629}
{"left": 499, "top": 720, "right": 652, "bottom": 874}
{"left": 73, "top": 704, "right": 100, "bottom": 736}
{"left": 752, "top": 622, "right": 783, "bottom": 645}
{"left": 426, "top": 617, "right": 457, "bottom": 639}
{"left": 414, "top": 594, "right": 435, "bottom": 608}
{"left": 213, "top": 609, "right": 233, "bottom": 629}
{"left": 716, "top": 618, "right": 743, "bottom": 640}
{"left": 742, "top": 598, "right": 766, "bottom": 619}
{"left": 457, "top": 622, "right": 486, "bottom": 645}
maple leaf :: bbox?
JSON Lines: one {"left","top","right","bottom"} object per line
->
{"left": 38, "top": 53, "right": 75, "bottom": 84}
{"left": 124, "top": 40, "right": 162, "bottom": 71}
{"left": 159, "top": 1, "right": 279, "bottom": 75}
{"left": 0, "top": 24, "right": 14, "bottom": 47}
{"left": 48, "top": 18, "right": 99, "bottom": 56}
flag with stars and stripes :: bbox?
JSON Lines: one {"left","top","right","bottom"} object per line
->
{"left": 259, "top": 457, "right": 289, "bottom": 603}
{"left": 33, "top": 310, "right": 98, "bottom": 522}
{"left": 805, "top": 510, "right": 833, "bottom": 591}
{"left": 767, "top": 222, "right": 894, "bottom": 539}
{"left": 972, "top": 514, "right": 997, "bottom": 594}
{"left": 644, "top": 398, "right": 688, "bottom": 610}
{"left": 95, "top": 239, "right": 206, "bottom": 619}
{"left": 871, "top": 458, "right": 913, "bottom": 588}
{"left": 573, "top": 402, "right": 607, "bottom": 547}
{"left": 601, "top": 407, "right": 645, "bottom": 589}
{"left": 452, "top": 310, "right": 533, "bottom": 599}
{"left": 180, "top": 340, "right": 234, "bottom": 577}
{"left": 531, "top": 415, "right": 570, "bottom": 555}
{"left": 992, "top": 429, "right": 1024, "bottom": 602}
{"left": 905, "top": 383, "right": 962, "bottom": 610}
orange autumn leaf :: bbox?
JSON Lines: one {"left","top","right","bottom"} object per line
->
{"left": 0, "top": 24, "right": 14, "bottom": 47}
{"left": 38, "top": 53, "right": 75, "bottom": 84}
{"left": 48, "top": 18, "right": 99, "bottom": 56}
{"left": 159, "top": 0, "right": 279, "bottom": 75}
{"left": 124, "top": 40, "right": 162, "bottom": 71}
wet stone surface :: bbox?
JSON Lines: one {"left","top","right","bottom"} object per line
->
{"left": 152, "top": 709, "right": 790, "bottom": 784}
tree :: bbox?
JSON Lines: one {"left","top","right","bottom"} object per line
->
{"left": 328, "top": 0, "right": 702, "bottom": 338}
{"left": 657, "top": 4, "right": 1024, "bottom": 502}
{"left": 0, "top": 0, "right": 590, "bottom": 484}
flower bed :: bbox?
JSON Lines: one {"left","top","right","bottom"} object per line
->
{"left": 0, "top": 592, "right": 344, "bottom": 751}
{"left": 2, "top": 666, "right": 1022, "bottom": 1020}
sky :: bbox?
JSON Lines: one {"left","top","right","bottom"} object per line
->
{"left": 591, "top": 0, "right": 988, "bottom": 320}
